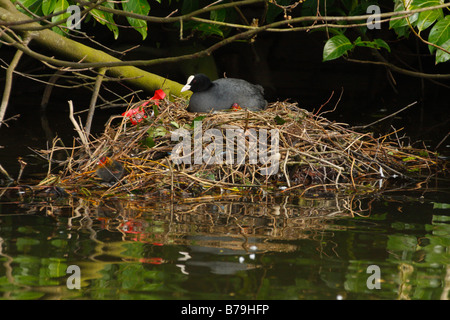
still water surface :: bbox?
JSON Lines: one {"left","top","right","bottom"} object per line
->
{"left": 0, "top": 183, "right": 449, "bottom": 300}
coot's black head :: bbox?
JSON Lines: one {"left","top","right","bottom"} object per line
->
{"left": 181, "top": 74, "right": 213, "bottom": 93}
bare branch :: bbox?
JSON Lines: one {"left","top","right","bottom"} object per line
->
{"left": 68, "top": 100, "right": 90, "bottom": 150}
{"left": 351, "top": 101, "right": 418, "bottom": 130}
{"left": 0, "top": 34, "right": 30, "bottom": 127}
{"left": 345, "top": 57, "right": 450, "bottom": 79}
{"left": 85, "top": 68, "right": 106, "bottom": 136}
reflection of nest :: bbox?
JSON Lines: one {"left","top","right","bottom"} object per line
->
{"left": 37, "top": 100, "right": 445, "bottom": 198}
{"left": 30, "top": 195, "right": 365, "bottom": 254}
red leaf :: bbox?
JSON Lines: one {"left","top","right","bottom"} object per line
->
{"left": 152, "top": 89, "right": 166, "bottom": 100}
{"left": 148, "top": 89, "right": 166, "bottom": 106}
{"left": 122, "top": 107, "right": 147, "bottom": 125}
{"left": 139, "top": 257, "right": 163, "bottom": 265}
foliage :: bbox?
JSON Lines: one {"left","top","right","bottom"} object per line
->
{"left": 12, "top": 0, "right": 449, "bottom": 65}
{"left": 323, "top": 0, "right": 450, "bottom": 64}
{"left": 323, "top": 34, "right": 391, "bottom": 61}
{"left": 13, "top": 0, "right": 153, "bottom": 39}
{"left": 12, "top": 0, "right": 289, "bottom": 39}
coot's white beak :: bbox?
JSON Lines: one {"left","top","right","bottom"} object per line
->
{"left": 180, "top": 75, "right": 194, "bottom": 92}
{"left": 180, "top": 84, "right": 190, "bottom": 92}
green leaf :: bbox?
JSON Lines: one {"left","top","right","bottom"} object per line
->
{"left": 428, "top": 15, "right": 450, "bottom": 53}
{"left": 122, "top": 0, "right": 151, "bottom": 40}
{"left": 51, "top": 0, "right": 70, "bottom": 36}
{"left": 193, "top": 116, "right": 206, "bottom": 124}
{"left": 194, "top": 23, "right": 224, "bottom": 37}
{"left": 353, "top": 37, "right": 391, "bottom": 52}
{"left": 435, "top": 39, "right": 450, "bottom": 64}
{"left": 42, "top": 0, "right": 55, "bottom": 16}
{"left": 323, "top": 35, "right": 353, "bottom": 61}
{"left": 148, "top": 126, "right": 167, "bottom": 138}
{"left": 411, "top": 0, "right": 444, "bottom": 31}
{"left": 210, "top": 8, "right": 226, "bottom": 22}
{"left": 90, "top": 2, "right": 119, "bottom": 39}
{"left": 274, "top": 115, "right": 286, "bottom": 125}
{"left": 411, "top": 0, "right": 444, "bottom": 9}
{"left": 416, "top": 9, "right": 443, "bottom": 31}
{"left": 16, "top": 0, "right": 43, "bottom": 16}
{"left": 373, "top": 39, "right": 391, "bottom": 52}
{"left": 143, "top": 137, "right": 155, "bottom": 148}
{"left": 389, "top": 0, "right": 419, "bottom": 34}
{"left": 152, "top": 104, "right": 159, "bottom": 117}
{"left": 144, "top": 126, "right": 167, "bottom": 148}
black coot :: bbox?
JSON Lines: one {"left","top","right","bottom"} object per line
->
{"left": 96, "top": 156, "right": 125, "bottom": 184}
{"left": 181, "top": 74, "right": 267, "bottom": 112}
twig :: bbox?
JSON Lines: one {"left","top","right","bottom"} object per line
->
{"left": 85, "top": 67, "right": 106, "bottom": 136}
{"left": 16, "top": 157, "right": 27, "bottom": 183}
{"left": 46, "top": 136, "right": 61, "bottom": 177}
{"left": 205, "top": 0, "right": 224, "bottom": 9}
{"left": 0, "top": 114, "right": 20, "bottom": 127}
{"left": 36, "top": 101, "right": 442, "bottom": 198}
{"left": 314, "top": 91, "right": 334, "bottom": 116}
{"left": 283, "top": 149, "right": 291, "bottom": 188}
{"left": 0, "top": 36, "right": 29, "bottom": 127}
{"left": 40, "top": 70, "right": 65, "bottom": 111}
{"left": 351, "top": 101, "right": 417, "bottom": 130}
{"left": 68, "top": 100, "right": 90, "bottom": 150}
{"left": 319, "top": 87, "right": 344, "bottom": 117}
{"left": 0, "top": 163, "right": 13, "bottom": 181}
{"left": 435, "top": 131, "right": 450, "bottom": 150}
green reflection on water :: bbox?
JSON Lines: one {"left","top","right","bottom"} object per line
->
{"left": 0, "top": 191, "right": 449, "bottom": 300}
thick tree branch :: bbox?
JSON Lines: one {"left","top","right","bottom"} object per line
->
{"left": 0, "top": 5, "right": 189, "bottom": 97}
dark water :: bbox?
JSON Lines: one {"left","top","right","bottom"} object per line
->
{"left": 0, "top": 183, "right": 449, "bottom": 300}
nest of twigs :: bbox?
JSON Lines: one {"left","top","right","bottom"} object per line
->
{"left": 38, "top": 98, "right": 445, "bottom": 198}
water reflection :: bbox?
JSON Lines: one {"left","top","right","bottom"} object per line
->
{"left": 0, "top": 190, "right": 449, "bottom": 299}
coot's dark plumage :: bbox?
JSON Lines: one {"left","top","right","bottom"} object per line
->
{"left": 96, "top": 156, "right": 124, "bottom": 184}
{"left": 181, "top": 74, "right": 267, "bottom": 113}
